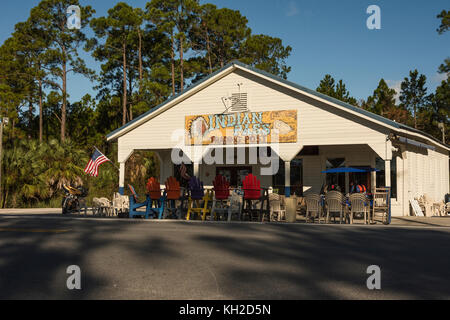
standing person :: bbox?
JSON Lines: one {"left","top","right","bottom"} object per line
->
{"left": 179, "top": 163, "right": 191, "bottom": 188}
{"left": 350, "top": 181, "right": 356, "bottom": 194}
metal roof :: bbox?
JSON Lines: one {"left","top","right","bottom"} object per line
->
{"left": 106, "top": 60, "right": 449, "bottom": 151}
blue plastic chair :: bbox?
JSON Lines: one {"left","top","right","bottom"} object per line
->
{"left": 148, "top": 190, "right": 166, "bottom": 220}
{"left": 128, "top": 184, "right": 166, "bottom": 219}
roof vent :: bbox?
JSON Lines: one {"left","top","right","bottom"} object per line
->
{"left": 230, "top": 93, "right": 248, "bottom": 113}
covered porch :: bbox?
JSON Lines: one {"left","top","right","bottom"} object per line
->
{"left": 117, "top": 142, "right": 395, "bottom": 199}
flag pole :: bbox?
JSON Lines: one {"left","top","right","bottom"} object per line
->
{"left": 93, "top": 146, "right": 120, "bottom": 172}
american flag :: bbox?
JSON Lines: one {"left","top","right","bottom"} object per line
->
{"left": 84, "top": 149, "right": 110, "bottom": 177}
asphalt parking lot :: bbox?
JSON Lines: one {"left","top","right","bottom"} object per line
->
{"left": 1, "top": 214, "right": 450, "bottom": 300}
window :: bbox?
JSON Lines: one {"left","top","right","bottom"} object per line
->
{"left": 272, "top": 159, "right": 303, "bottom": 196}
{"left": 325, "top": 158, "right": 346, "bottom": 192}
{"left": 375, "top": 157, "right": 397, "bottom": 199}
{"left": 216, "top": 167, "right": 252, "bottom": 187}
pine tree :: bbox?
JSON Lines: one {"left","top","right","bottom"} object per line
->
{"left": 365, "top": 79, "right": 398, "bottom": 116}
{"left": 28, "top": 0, "right": 95, "bottom": 141}
{"left": 399, "top": 70, "right": 428, "bottom": 129}
{"left": 316, "top": 75, "right": 357, "bottom": 105}
{"left": 89, "top": 2, "right": 143, "bottom": 125}
{"left": 316, "top": 75, "right": 336, "bottom": 97}
{"left": 240, "top": 34, "right": 292, "bottom": 79}
{"left": 437, "top": 10, "right": 450, "bottom": 34}
{"left": 437, "top": 10, "right": 450, "bottom": 75}
{"left": 146, "top": 0, "right": 199, "bottom": 93}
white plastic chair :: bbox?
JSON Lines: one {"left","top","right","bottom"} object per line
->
{"left": 305, "top": 194, "right": 323, "bottom": 223}
{"left": 92, "top": 197, "right": 113, "bottom": 217}
{"left": 349, "top": 193, "right": 369, "bottom": 224}
{"left": 228, "top": 191, "right": 243, "bottom": 221}
{"left": 325, "top": 191, "right": 344, "bottom": 224}
{"left": 112, "top": 193, "right": 129, "bottom": 216}
{"left": 269, "top": 193, "right": 286, "bottom": 222}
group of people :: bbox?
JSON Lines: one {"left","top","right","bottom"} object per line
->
{"left": 321, "top": 182, "right": 368, "bottom": 195}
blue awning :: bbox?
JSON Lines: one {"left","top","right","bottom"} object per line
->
{"left": 322, "top": 167, "right": 379, "bottom": 173}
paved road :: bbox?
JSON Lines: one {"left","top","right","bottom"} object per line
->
{"left": 1, "top": 215, "right": 450, "bottom": 300}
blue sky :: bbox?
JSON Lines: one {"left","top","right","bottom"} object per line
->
{"left": 0, "top": 0, "right": 449, "bottom": 104}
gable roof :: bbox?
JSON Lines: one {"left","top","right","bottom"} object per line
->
{"left": 107, "top": 61, "right": 449, "bottom": 151}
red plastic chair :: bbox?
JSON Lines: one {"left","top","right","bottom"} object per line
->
{"left": 242, "top": 174, "right": 261, "bottom": 200}
{"left": 213, "top": 175, "right": 230, "bottom": 200}
{"left": 241, "top": 174, "right": 269, "bottom": 222}
{"left": 146, "top": 177, "right": 162, "bottom": 201}
{"left": 211, "top": 175, "right": 231, "bottom": 221}
{"left": 144, "top": 178, "right": 166, "bottom": 219}
{"left": 165, "top": 177, "right": 182, "bottom": 219}
{"left": 165, "top": 177, "right": 181, "bottom": 201}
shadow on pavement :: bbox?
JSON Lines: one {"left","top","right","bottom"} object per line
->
{"left": 1, "top": 217, "right": 450, "bottom": 299}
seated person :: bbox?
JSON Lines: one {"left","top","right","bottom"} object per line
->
{"left": 360, "top": 184, "right": 367, "bottom": 193}
{"left": 329, "top": 184, "right": 341, "bottom": 192}
{"left": 351, "top": 182, "right": 367, "bottom": 194}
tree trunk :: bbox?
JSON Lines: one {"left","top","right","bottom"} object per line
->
{"left": 122, "top": 41, "right": 128, "bottom": 126}
{"left": 414, "top": 105, "right": 417, "bottom": 129}
{"left": 61, "top": 59, "right": 67, "bottom": 142}
{"left": 39, "top": 77, "right": 43, "bottom": 143}
{"left": 11, "top": 119, "right": 15, "bottom": 139}
{"left": 171, "top": 34, "right": 176, "bottom": 96}
{"left": 219, "top": 47, "right": 224, "bottom": 68}
{"left": 28, "top": 97, "right": 33, "bottom": 135}
{"left": 12, "top": 193, "right": 16, "bottom": 209}
{"left": 2, "top": 189, "right": 8, "bottom": 209}
{"left": 138, "top": 28, "right": 143, "bottom": 99}
{"left": 129, "top": 72, "right": 133, "bottom": 121}
{"left": 180, "top": 36, "right": 184, "bottom": 92}
{"left": 206, "top": 28, "right": 213, "bottom": 74}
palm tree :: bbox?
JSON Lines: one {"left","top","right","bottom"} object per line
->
{"left": 2, "top": 139, "right": 88, "bottom": 208}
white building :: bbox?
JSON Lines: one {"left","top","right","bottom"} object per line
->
{"left": 107, "top": 61, "right": 449, "bottom": 217}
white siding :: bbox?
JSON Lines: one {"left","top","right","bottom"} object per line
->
{"left": 118, "top": 70, "right": 389, "bottom": 163}
{"left": 401, "top": 146, "right": 449, "bottom": 216}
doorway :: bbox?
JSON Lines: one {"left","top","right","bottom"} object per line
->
{"left": 216, "top": 167, "right": 252, "bottom": 187}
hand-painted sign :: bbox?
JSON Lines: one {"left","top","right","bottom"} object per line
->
{"left": 185, "top": 110, "right": 297, "bottom": 145}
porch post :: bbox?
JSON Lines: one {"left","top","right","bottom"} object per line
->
{"left": 119, "top": 162, "right": 125, "bottom": 195}
{"left": 385, "top": 138, "right": 392, "bottom": 189}
{"left": 194, "top": 161, "right": 200, "bottom": 178}
{"left": 385, "top": 160, "right": 391, "bottom": 189}
{"left": 285, "top": 161, "right": 291, "bottom": 197}
{"left": 157, "top": 152, "right": 164, "bottom": 183}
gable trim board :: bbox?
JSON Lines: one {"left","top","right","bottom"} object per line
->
{"left": 106, "top": 61, "right": 449, "bottom": 153}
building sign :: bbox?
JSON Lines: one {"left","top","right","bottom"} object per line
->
{"left": 185, "top": 110, "right": 297, "bottom": 145}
